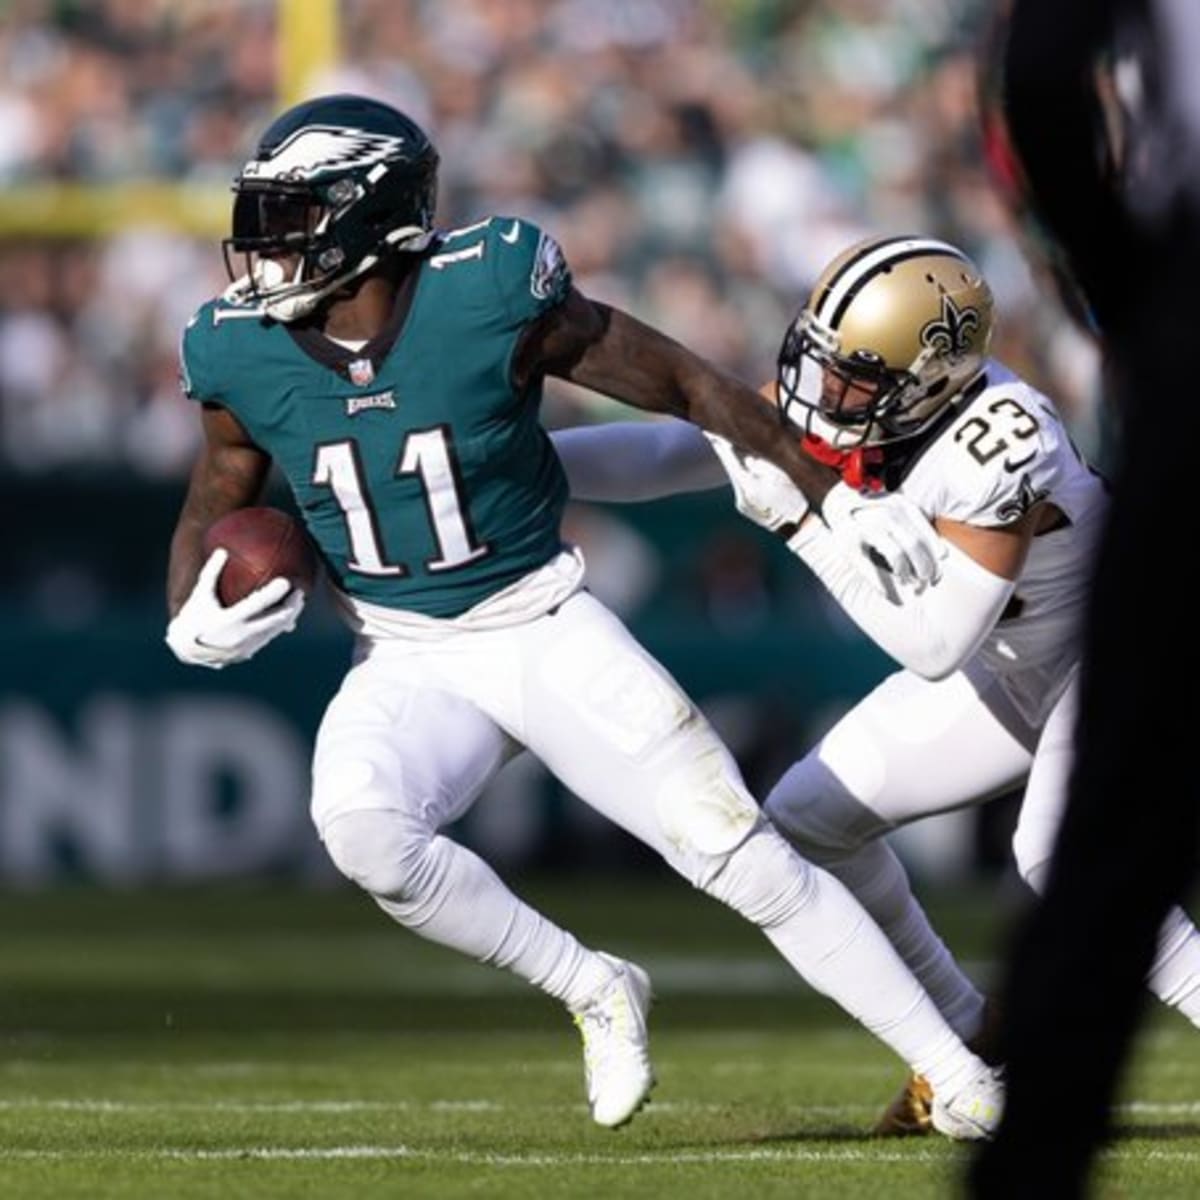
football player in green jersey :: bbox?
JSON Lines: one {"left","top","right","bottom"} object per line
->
{"left": 165, "top": 94, "right": 1001, "bottom": 1134}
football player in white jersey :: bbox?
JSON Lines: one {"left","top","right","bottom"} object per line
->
{"left": 550, "top": 233, "right": 1200, "bottom": 1133}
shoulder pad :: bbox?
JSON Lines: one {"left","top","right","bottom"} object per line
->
{"left": 437, "top": 215, "right": 571, "bottom": 328}
{"left": 179, "top": 295, "right": 266, "bottom": 401}
{"left": 907, "top": 375, "right": 1067, "bottom": 526}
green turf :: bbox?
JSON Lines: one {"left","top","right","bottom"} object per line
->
{"left": 0, "top": 878, "right": 1196, "bottom": 1198}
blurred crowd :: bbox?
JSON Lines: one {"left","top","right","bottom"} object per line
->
{"left": 0, "top": 0, "right": 1101, "bottom": 479}
{"left": 1, "top": 0, "right": 1068, "bottom": 880}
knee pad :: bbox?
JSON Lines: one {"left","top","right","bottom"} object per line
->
{"left": 653, "top": 746, "right": 761, "bottom": 864}
{"left": 764, "top": 754, "right": 885, "bottom": 863}
{"left": 320, "top": 808, "right": 430, "bottom": 900}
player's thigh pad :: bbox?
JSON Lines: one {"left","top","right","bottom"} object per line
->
{"left": 514, "top": 592, "right": 761, "bottom": 871}
{"left": 766, "top": 663, "right": 1035, "bottom": 854}
{"left": 311, "top": 648, "right": 515, "bottom": 833}
{"left": 1010, "top": 672, "right": 1079, "bottom": 888}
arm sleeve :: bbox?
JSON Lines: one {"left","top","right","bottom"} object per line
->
{"left": 550, "top": 419, "right": 728, "bottom": 503}
{"left": 787, "top": 521, "right": 1015, "bottom": 680}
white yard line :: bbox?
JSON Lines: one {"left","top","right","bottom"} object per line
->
{"left": 0, "top": 1146, "right": 948, "bottom": 1165}
{"left": 1120, "top": 1101, "right": 1200, "bottom": 1115}
{"left": 1, "top": 1144, "right": 1199, "bottom": 1167}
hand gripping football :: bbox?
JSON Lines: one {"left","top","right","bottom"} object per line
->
{"left": 202, "top": 507, "right": 318, "bottom": 607}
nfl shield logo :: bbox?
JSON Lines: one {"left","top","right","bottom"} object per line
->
{"left": 348, "top": 357, "right": 375, "bottom": 387}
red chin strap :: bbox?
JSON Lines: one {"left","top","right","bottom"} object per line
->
{"left": 801, "top": 434, "right": 886, "bottom": 493}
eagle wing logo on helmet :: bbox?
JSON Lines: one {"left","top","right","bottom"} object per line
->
{"left": 920, "top": 296, "right": 981, "bottom": 362}
{"left": 243, "top": 126, "right": 408, "bottom": 181}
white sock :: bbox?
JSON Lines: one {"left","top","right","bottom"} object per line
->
{"left": 1147, "top": 905, "right": 1200, "bottom": 1029}
{"left": 822, "top": 837, "right": 987, "bottom": 1043}
{"left": 702, "top": 826, "right": 985, "bottom": 1092}
{"left": 323, "top": 810, "right": 614, "bottom": 1010}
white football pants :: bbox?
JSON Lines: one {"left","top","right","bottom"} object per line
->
{"left": 310, "top": 589, "right": 990, "bottom": 1090}
{"left": 765, "top": 658, "right": 1200, "bottom": 1034}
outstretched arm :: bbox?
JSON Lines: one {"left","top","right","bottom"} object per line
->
{"left": 550, "top": 419, "right": 727, "bottom": 502}
{"left": 518, "top": 288, "right": 840, "bottom": 511}
{"left": 167, "top": 404, "right": 272, "bottom": 616}
{"left": 522, "top": 290, "right": 943, "bottom": 584}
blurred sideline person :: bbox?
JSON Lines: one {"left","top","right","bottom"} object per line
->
{"left": 550, "top": 233, "right": 1200, "bottom": 1134}
{"left": 966, "top": 1, "right": 1200, "bottom": 1194}
{"left": 164, "top": 95, "right": 1004, "bottom": 1136}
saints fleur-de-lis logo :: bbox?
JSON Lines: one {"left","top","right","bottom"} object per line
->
{"left": 920, "top": 296, "right": 980, "bottom": 361}
{"left": 996, "top": 473, "right": 1049, "bottom": 523}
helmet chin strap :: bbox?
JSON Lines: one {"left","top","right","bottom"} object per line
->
{"left": 258, "top": 251, "right": 380, "bottom": 323}
{"left": 231, "top": 226, "right": 438, "bottom": 323}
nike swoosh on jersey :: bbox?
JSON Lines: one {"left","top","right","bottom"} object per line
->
{"left": 500, "top": 220, "right": 521, "bottom": 244}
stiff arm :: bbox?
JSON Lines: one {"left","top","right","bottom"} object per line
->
{"left": 516, "top": 288, "right": 841, "bottom": 511}
{"left": 548, "top": 414, "right": 1039, "bottom": 678}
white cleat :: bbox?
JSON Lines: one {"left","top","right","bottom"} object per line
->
{"left": 931, "top": 1064, "right": 1006, "bottom": 1141}
{"left": 572, "top": 953, "right": 655, "bottom": 1128}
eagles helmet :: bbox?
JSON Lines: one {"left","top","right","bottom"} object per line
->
{"left": 223, "top": 94, "right": 439, "bottom": 322}
{"left": 777, "top": 235, "right": 994, "bottom": 448}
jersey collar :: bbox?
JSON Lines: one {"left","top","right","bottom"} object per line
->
{"left": 286, "top": 242, "right": 438, "bottom": 385}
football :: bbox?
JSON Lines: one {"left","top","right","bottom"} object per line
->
{"left": 202, "top": 507, "right": 318, "bottom": 607}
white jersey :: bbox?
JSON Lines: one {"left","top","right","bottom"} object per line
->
{"left": 900, "top": 361, "right": 1108, "bottom": 718}
{"left": 550, "top": 367, "right": 1108, "bottom": 725}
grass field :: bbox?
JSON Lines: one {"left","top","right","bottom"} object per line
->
{"left": 1, "top": 876, "right": 1197, "bottom": 1198}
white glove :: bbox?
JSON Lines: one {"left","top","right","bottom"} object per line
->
{"left": 165, "top": 549, "right": 306, "bottom": 670}
{"left": 705, "top": 433, "right": 810, "bottom": 534}
{"left": 819, "top": 482, "right": 946, "bottom": 586}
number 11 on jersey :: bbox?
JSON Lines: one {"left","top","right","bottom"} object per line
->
{"left": 313, "top": 426, "right": 492, "bottom": 577}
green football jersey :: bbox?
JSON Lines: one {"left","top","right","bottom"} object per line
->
{"left": 181, "top": 217, "right": 573, "bottom": 618}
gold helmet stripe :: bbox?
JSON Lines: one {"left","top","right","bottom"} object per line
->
{"left": 814, "top": 237, "right": 971, "bottom": 330}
